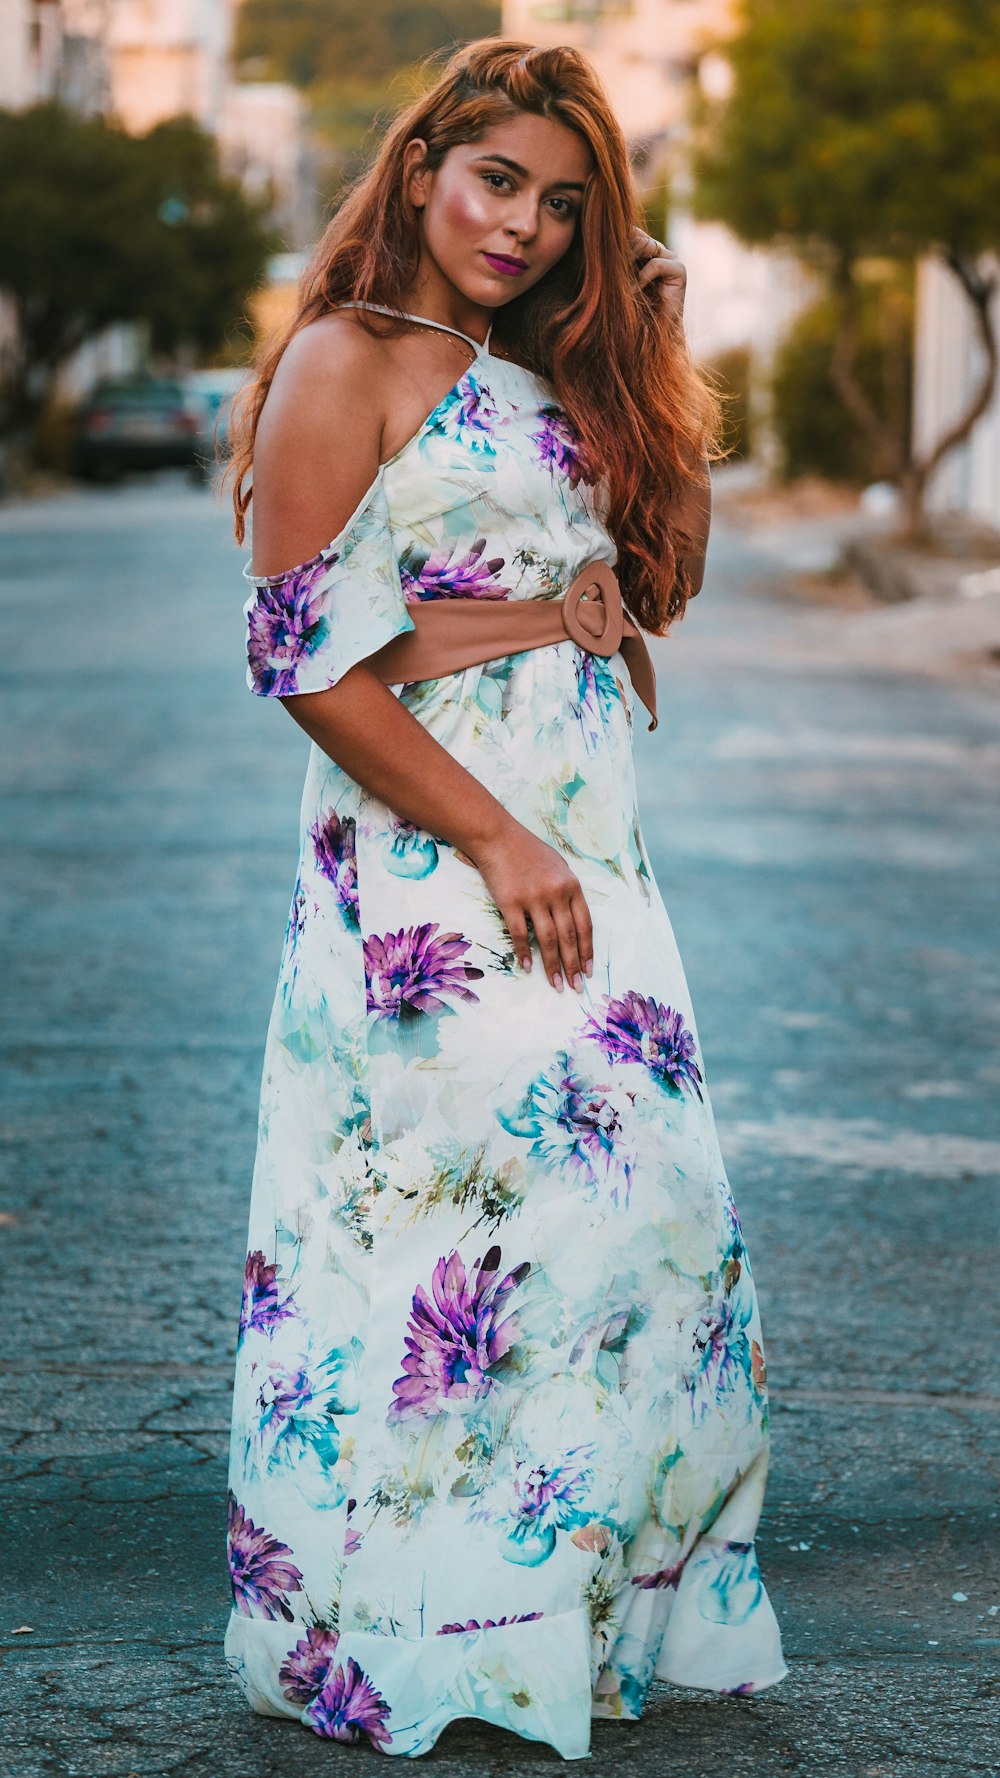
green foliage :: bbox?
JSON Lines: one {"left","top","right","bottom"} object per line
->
{"left": 0, "top": 105, "right": 272, "bottom": 424}
{"left": 692, "top": 0, "right": 998, "bottom": 525}
{"left": 771, "top": 277, "right": 914, "bottom": 483}
{"left": 129, "top": 118, "right": 274, "bottom": 354}
{"left": 236, "top": 0, "right": 501, "bottom": 90}
{"left": 694, "top": 0, "right": 1000, "bottom": 259}
{"left": 700, "top": 347, "right": 754, "bottom": 462}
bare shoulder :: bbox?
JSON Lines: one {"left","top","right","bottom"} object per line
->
{"left": 251, "top": 312, "right": 391, "bottom": 577}
{"left": 264, "top": 311, "right": 388, "bottom": 415}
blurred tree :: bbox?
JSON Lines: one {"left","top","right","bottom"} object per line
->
{"left": 771, "top": 276, "right": 913, "bottom": 484}
{"left": 235, "top": 0, "right": 501, "bottom": 88}
{"left": 235, "top": 0, "right": 501, "bottom": 198}
{"left": 693, "top": 0, "right": 1000, "bottom": 534}
{"left": 0, "top": 105, "right": 272, "bottom": 434}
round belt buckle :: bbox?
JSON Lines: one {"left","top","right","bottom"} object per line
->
{"left": 561, "top": 561, "right": 624, "bottom": 658}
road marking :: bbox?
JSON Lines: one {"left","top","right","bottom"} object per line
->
{"left": 721, "top": 1116, "right": 1000, "bottom": 1178}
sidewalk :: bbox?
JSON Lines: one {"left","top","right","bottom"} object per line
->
{"left": 712, "top": 465, "right": 1000, "bottom": 684}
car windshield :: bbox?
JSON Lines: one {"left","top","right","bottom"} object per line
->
{"left": 95, "top": 385, "right": 186, "bottom": 409}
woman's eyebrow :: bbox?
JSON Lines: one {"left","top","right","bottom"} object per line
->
{"left": 471, "top": 152, "right": 586, "bottom": 192}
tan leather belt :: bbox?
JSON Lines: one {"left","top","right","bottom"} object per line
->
{"left": 366, "top": 560, "right": 658, "bottom": 731}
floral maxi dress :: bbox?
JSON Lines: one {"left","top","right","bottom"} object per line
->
{"left": 226, "top": 323, "right": 788, "bottom": 1759}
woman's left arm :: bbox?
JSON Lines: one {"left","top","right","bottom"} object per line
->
{"left": 632, "top": 228, "right": 712, "bottom": 597}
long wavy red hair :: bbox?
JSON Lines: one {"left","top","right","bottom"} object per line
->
{"left": 229, "top": 38, "right": 721, "bottom": 632}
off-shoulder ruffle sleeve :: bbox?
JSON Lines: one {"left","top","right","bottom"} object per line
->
{"left": 243, "top": 476, "right": 414, "bottom": 697}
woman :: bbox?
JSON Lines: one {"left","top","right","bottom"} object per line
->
{"left": 224, "top": 38, "right": 787, "bottom": 1760}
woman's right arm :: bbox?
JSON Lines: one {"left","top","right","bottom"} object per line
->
{"left": 250, "top": 320, "right": 593, "bottom": 994}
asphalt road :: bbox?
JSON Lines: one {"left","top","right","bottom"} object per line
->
{"left": 1, "top": 473, "right": 998, "bottom": 1777}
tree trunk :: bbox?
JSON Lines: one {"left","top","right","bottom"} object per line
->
{"left": 0, "top": 307, "right": 92, "bottom": 461}
{"left": 903, "top": 251, "right": 999, "bottom": 541}
{"left": 826, "top": 251, "right": 998, "bottom": 543}
{"left": 827, "top": 255, "right": 907, "bottom": 485}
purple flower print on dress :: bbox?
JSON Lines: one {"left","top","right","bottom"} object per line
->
{"left": 530, "top": 405, "right": 593, "bottom": 488}
{"left": 400, "top": 537, "right": 509, "bottom": 602}
{"left": 344, "top": 1498, "right": 362, "bottom": 1558}
{"left": 258, "top": 1360, "right": 314, "bottom": 1430}
{"left": 437, "top": 1611, "right": 543, "bottom": 1633}
{"left": 246, "top": 556, "right": 332, "bottom": 696}
{"left": 700, "top": 1539, "right": 764, "bottom": 1628}
{"left": 512, "top": 1055, "right": 633, "bottom": 1203}
{"left": 390, "top": 1244, "right": 530, "bottom": 1418}
{"left": 500, "top": 1446, "right": 595, "bottom": 1565}
{"left": 719, "top": 1173, "right": 746, "bottom": 1255}
{"left": 226, "top": 1490, "right": 303, "bottom": 1620}
{"left": 576, "top": 651, "right": 599, "bottom": 733}
{"left": 574, "top": 651, "right": 622, "bottom": 753}
{"left": 427, "top": 370, "right": 498, "bottom": 456}
{"left": 684, "top": 1284, "right": 752, "bottom": 1414}
{"left": 279, "top": 1624, "right": 341, "bottom": 1705}
{"left": 632, "top": 1556, "right": 686, "bottom": 1590}
{"left": 384, "top": 815, "right": 438, "bottom": 880}
{"left": 306, "top": 1657, "right": 393, "bottom": 1746}
{"left": 310, "top": 809, "right": 359, "bottom": 927}
{"left": 364, "top": 923, "right": 483, "bottom": 1020}
{"left": 255, "top": 1339, "right": 360, "bottom": 1489}
{"left": 239, "top": 1250, "right": 298, "bottom": 1342}
{"left": 585, "top": 991, "right": 703, "bottom": 1101}
{"left": 284, "top": 882, "right": 307, "bottom": 954}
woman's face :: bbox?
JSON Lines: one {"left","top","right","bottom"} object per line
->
{"left": 406, "top": 111, "right": 593, "bottom": 312}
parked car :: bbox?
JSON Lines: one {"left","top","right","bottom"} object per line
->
{"left": 74, "top": 377, "right": 202, "bottom": 480}
{"left": 183, "top": 368, "right": 250, "bottom": 477}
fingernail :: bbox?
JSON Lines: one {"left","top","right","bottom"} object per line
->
{"left": 584, "top": 959, "right": 593, "bottom": 978}
{"left": 552, "top": 973, "right": 563, "bottom": 993}
{"left": 572, "top": 973, "right": 583, "bottom": 993}
{"left": 520, "top": 955, "right": 532, "bottom": 973}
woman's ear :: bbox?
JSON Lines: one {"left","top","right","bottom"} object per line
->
{"left": 402, "top": 137, "right": 431, "bottom": 212}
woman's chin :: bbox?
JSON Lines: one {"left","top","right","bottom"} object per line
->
{"left": 445, "top": 263, "right": 530, "bottom": 311}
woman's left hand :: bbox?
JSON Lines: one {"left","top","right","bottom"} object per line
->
{"left": 631, "top": 227, "right": 687, "bottom": 327}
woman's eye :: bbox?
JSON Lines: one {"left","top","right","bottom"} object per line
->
{"left": 479, "top": 171, "right": 576, "bottom": 218}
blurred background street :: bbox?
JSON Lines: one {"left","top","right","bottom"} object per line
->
{"left": 1, "top": 469, "right": 998, "bottom": 1776}
{"left": 2, "top": 0, "right": 1000, "bottom": 1773}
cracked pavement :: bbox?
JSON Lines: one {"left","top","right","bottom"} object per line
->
{"left": 1, "top": 475, "right": 998, "bottom": 1776}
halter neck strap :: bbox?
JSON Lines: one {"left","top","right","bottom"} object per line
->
{"left": 337, "top": 300, "right": 491, "bottom": 355}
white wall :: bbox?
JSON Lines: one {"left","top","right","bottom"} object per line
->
{"left": 670, "top": 213, "right": 819, "bottom": 366}
{"left": 912, "top": 253, "right": 1000, "bottom": 529}
{"left": 502, "top": 0, "right": 740, "bottom": 143}
{"left": 219, "top": 81, "right": 311, "bottom": 245}
{"left": 106, "top": 0, "right": 231, "bottom": 132}
{"left": 0, "top": 0, "right": 35, "bottom": 107}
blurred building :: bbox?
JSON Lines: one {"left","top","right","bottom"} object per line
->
{"left": 0, "top": 0, "right": 108, "bottom": 110}
{"left": 0, "top": 0, "right": 314, "bottom": 243}
{"left": 504, "top": 0, "right": 740, "bottom": 178}
{"left": 0, "top": 0, "right": 313, "bottom": 410}
{"left": 103, "top": 0, "right": 231, "bottom": 134}
{"left": 219, "top": 80, "right": 314, "bottom": 248}
{"left": 503, "top": 0, "right": 817, "bottom": 453}
{"left": 913, "top": 255, "right": 1000, "bottom": 530}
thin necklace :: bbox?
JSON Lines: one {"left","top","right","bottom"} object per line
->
{"left": 405, "top": 319, "right": 476, "bottom": 364}
{"left": 335, "top": 299, "right": 519, "bottom": 368}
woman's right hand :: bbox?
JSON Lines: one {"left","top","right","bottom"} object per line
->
{"left": 470, "top": 823, "right": 594, "bottom": 993}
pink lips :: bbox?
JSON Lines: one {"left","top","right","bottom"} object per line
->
{"left": 483, "top": 251, "right": 528, "bottom": 277}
